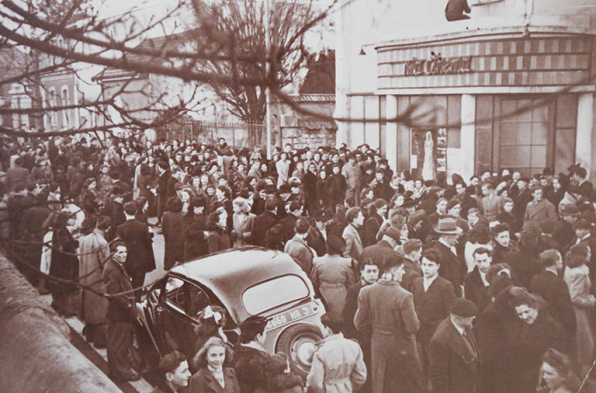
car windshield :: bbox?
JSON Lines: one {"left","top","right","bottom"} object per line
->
{"left": 243, "top": 275, "right": 309, "bottom": 315}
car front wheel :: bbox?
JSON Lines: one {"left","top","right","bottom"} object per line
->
{"left": 276, "top": 324, "right": 323, "bottom": 377}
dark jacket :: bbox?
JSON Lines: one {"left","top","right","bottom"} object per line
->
{"left": 412, "top": 276, "right": 457, "bottom": 344}
{"left": 253, "top": 211, "right": 278, "bottom": 246}
{"left": 117, "top": 219, "right": 156, "bottom": 275}
{"left": 163, "top": 210, "right": 184, "bottom": 270}
{"left": 530, "top": 270, "right": 577, "bottom": 343}
{"left": 432, "top": 241, "right": 464, "bottom": 297}
{"left": 207, "top": 227, "right": 232, "bottom": 254}
{"left": 464, "top": 267, "right": 491, "bottom": 312}
{"left": 429, "top": 318, "right": 479, "bottom": 393}
{"left": 364, "top": 212, "right": 384, "bottom": 247}
{"left": 401, "top": 257, "right": 422, "bottom": 293}
{"left": 327, "top": 173, "right": 347, "bottom": 207}
{"left": 232, "top": 345, "right": 270, "bottom": 393}
{"left": 189, "top": 367, "right": 241, "bottom": 393}
{"left": 102, "top": 258, "right": 135, "bottom": 322}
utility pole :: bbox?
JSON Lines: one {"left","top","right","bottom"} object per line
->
{"left": 264, "top": 0, "right": 273, "bottom": 158}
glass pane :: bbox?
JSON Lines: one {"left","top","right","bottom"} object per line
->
{"left": 531, "top": 145, "right": 547, "bottom": 167}
{"left": 500, "top": 146, "right": 516, "bottom": 166}
{"left": 516, "top": 124, "right": 532, "bottom": 145}
{"left": 516, "top": 146, "right": 531, "bottom": 167}
{"left": 502, "top": 100, "right": 517, "bottom": 120}
{"left": 518, "top": 100, "right": 532, "bottom": 121}
{"left": 532, "top": 102, "right": 549, "bottom": 122}
{"left": 243, "top": 275, "right": 309, "bottom": 315}
{"left": 532, "top": 122, "right": 548, "bottom": 144}
{"left": 501, "top": 122, "right": 516, "bottom": 145}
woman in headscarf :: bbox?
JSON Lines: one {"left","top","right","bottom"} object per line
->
{"left": 231, "top": 197, "right": 255, "bottom": 248}
{"left": 78, "top": 216, "right": 110, "bottom": 348}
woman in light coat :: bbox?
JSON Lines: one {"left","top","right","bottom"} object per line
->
{"left": 231, "top": 197, "right": 255, "bottom": 247}
{"left": 78, "top": 216, "right": 110, "bottom": 347}
{"left": 311, "top": 235, "right": 357, "bottom": 315}
{"left": 564, "top": 245, "right": 596, "bottom": 375}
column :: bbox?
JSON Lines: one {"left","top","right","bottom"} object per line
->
{"left": 576, "top": 93, "right": 594, "bottom": 177}
{"left": 386, "top": 95, "right": 398, "bottom": 171}
{"left": 460, "top": 94, "right": 476, "bottom": 181}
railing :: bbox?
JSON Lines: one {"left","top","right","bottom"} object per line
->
{"left": 157, "top": 120, "right": 266, "bottom": 149}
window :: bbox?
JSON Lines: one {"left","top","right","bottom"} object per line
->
{"left": 497, "top": 98, "right": 553, "bottom": 177}
{"left": 164, "top": 276, "right": 211, "bottom": 318}
{"left": 61, "top": 87, "right": 70, "bottom": 128}
{"left": 243, "top": 275, "right": 309, "bottom": 315}
{"left": 49, "top": 88, "right": 57, "bottom": 125}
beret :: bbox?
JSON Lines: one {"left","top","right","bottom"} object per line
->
{"left": 450, "top": 298, "right": 478, "bottom": 317}
{"left": 383, "top": 226, "right": 402, "bottom": 242}
{"left": 446, "top": 199, "right": 461, "bottom": 210}
{"left": 539, "top": 219, "right": 556, "bottom": 235}
{"left": 574, "top": 219, "right": 592, "bottom": 231}
{"left": 326, "top": 235, "right": 346, "bottom": 253}
{"left": 264, "top": 184, "right": 276, "bottom": 193}
{"left": 560, "top": 204, "right": 580, "bottom": 216}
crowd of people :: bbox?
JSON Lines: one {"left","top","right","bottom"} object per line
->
{"left": 2, "top": 132, "right": 596, "bottom": 393}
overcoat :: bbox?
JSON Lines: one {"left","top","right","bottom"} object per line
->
{"left": 305, "top": 334, "right": 367, "bottom": 393}
{"left": 428, "top": 318, "right": 480, "bottom": 393}
{"left": 354, "top": 280, "right": 425, "bottom": 393}
{"left": 311, "top": 254, "right": 357, "bottom": 315}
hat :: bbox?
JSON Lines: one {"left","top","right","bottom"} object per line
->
{"left": 450, "top": 298, "right": 478, "bottom": 317}
{"left": 326, "top": 235, "right": 346, "bottom": 254}
{"left": 560, "top": 204, "right": 580, "bottom": 217}
{"left": 434, "top": 217, "right": 463, "bottom": 235}
{"left": 383, "top": 226, "right": 402, "bottom": 242}
{"left": 446, "top": 199, "right": 461, "bottom": 211}
{"left": 539, "top": 219, "right": 556, "bottom": 235}
{"left": 409, "top": 210, "right": 427, "bottom": 227}
{"left": 264, "top": 184, "right": 276, "bottom": 193}
{"left": 288, "top": 177, "right": 302, "bottom": 187}
{"left": 574, "top": 219, "right": 592, "bottom": 231}
{"left": 390, "top": 214, "right": 406, "bottom": 230}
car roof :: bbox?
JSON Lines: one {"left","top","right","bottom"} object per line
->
{"left": 169, "top": 247, "right": 311, "bottom": 323}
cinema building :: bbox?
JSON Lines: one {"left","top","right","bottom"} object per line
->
{"left": 334, "top": 0, "right": 596, "bottom": 181}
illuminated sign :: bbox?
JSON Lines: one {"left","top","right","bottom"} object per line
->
{"left": 404, "top": 52, "right": 473, "bottom": 76}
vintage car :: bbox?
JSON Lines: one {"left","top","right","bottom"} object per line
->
{"left": 135, "top": 247, "right": 325, "bottom": 376}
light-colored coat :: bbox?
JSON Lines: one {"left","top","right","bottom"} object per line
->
{"left": 564, "top": 264, "right": 596, "bottom": 368}
{"left": 232, "top": 212, "right": 255, "bottom": 247}
{"left": 284, "top": 236, "right": 315, "bottom": 276}
{"left": 342, "top": 224, "right": 363, "bottom": 262}
{"left": 354, "top": 280, "right": 425, "bottom": 393}
{"left": 306, "top": 333, "right": 367, "bottom": 393}
{"left": 79, "top": 229, "right": 110, "bottom": 325}
{"left": 311, "top": 254, "right": 357, "bottom": 315}
{"left": 524, "top": 199, "right": 558, "bottom": 226}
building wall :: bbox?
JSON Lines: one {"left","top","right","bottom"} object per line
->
{"left": 335, "top": 0, "right": 596, "bottom": 181}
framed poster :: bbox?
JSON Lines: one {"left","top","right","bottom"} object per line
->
{"left": 410, "top": 128, "right": 447, "bottom": 180}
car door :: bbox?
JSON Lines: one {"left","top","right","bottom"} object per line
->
{"left": 157, "top": 275, "right": 213, "bottom": 360}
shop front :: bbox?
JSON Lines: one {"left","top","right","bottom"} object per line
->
{"left": 345, "top": 29, "right": 594, "bottom": 182}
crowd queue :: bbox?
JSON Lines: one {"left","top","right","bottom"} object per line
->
{"left": 2, "top": 132, "right": 596, "bottom": 393}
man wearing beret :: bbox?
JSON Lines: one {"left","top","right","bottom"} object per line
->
{"left": 428, "top": 298, "right": 480, "bottom": 393}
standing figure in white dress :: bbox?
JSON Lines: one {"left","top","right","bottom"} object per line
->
{"left": 422, "top": 131, "right": 436, "bottom": 181}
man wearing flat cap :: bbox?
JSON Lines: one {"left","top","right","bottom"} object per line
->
{"left": 428, "top": 298, "right": 480, "bottom": 393}
{"left": 233, "top": 316, "right": 271, "bottom": 393}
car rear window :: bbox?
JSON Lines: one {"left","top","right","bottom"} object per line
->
{"left": 243, "top": 275, "right": 309, "bottom": 315}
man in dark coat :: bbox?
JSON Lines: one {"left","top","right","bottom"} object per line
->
{"left": 432, "top": 218, "right": 465, "bottom": 296}
{"left": 428, "top": 298, "right": 480, "bottom": 393}
{"left": 252, "top": 198, "right": 278, "bottom": 246}
{"left": 102, "top": 241, "right": 139, "bottom": 381}
{"left": 155, "top": 161, "right": 175, "bottom": 223}
{"left": 530, "top": 249, "right": 576, "bottom": 350}
{"left": 412, "top": 248, "right": 457, "bottom": 378}
{"left": 364, "top": 199, "right": 387, "bottom": 247}
{"left": 464, "top": 247, "right": 492, "bottom": 312}
{"left": 117, "top": 202, "right": 156, "bottom": 296}
{"left": 401, "top": 239, "right": 423, "bottom": 293}
{"left": 355, "top": 255, "right": 425, "bottom": 393}
{"left": 233, "top": 316, "right": 271, "bottom": 393}
{"left": 162, "top": 197, "right": 184, "bottom": 270}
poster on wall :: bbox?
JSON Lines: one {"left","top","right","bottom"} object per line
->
{"left": 410, "top": 128, "right": 447, "bottom": 181}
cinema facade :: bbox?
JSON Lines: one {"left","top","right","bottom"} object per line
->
{"left": 334, "top": 0, "right": 596, "bottom": 181}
